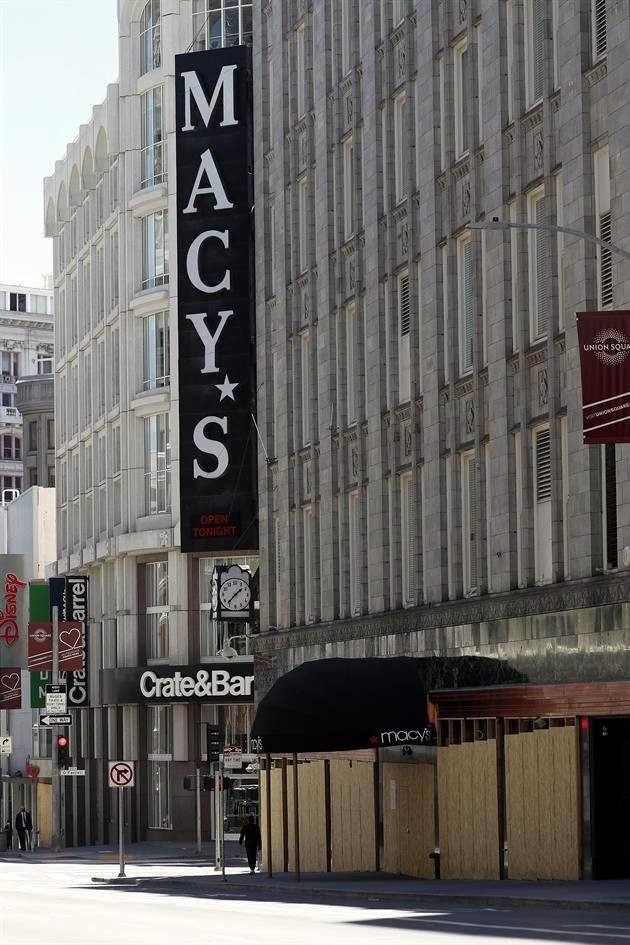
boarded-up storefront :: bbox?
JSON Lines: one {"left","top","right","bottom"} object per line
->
{"left": 383, "top": 762, "right": 434, "bottom": 878}
{"left": 330, "top": 759, "right": 376, "bottom": 871}
{"left": 505, "top": 725, "right": 580, "bottom": 880}
{"left": 438, "top": 739, "right": 500, "bottom": 879}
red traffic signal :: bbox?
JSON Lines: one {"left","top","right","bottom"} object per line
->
{"left": 56, "top": 735, "right": 70, "bottom": 769}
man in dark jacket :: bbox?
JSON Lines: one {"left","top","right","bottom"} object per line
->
{"left": 239, "top": 815, "right": 261, "bottom": 873}
{"left": 14, "top": 806, "right": 32, "bottom": 851}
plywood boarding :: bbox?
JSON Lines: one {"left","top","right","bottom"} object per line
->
{"left": 438, "top": 741, "right": 500, "bottom": 879}
{"left": 259, "top": 766, "right": 285, "bottom": 872}
{"left": 37, "top": 782, "right": 52, "bottom": 848}
{"left": 329, "top": 760, "right": 376, "bottom": 871}
{"left": 383, "top": 763, "right": 435, "bottom": 878}
{"left": 293, "top": 761, "right": 327, "bottom": 872}
{"left": 505, "top": 727, "right": 580, "bottom": 880}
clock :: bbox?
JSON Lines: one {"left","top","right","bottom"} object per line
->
{"left": 219, "top": 577, "right": 252, "bottom": 612}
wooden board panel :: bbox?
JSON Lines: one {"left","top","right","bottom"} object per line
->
{"left": 383, "top": 763, "right": 434, "bottom": 878}
{"left": 298, "top": 762, "right": 327, "bottom": 872}
{"left": 505, "top": 727, "right": 580, "bottom": 880}
{"left": 438, "top": 741, "right": 500, "bottom": 879}
{"left": 259, "top": 767, "right": 284, "bottom": 872}
{"left": 37, "top": 782, "right": 52, "bottom": 848}
{"left": 330, "top": 760, "right": 376, "bottom": 872}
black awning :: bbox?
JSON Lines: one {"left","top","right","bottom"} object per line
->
{"left": 251, "top": 655, "right": 525, "bottom": 753}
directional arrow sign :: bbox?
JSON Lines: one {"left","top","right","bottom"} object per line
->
{"left": 39, "top": 715, "right": 73, "bottom": 726}
{"left": 108, "top": 760, "right": 135, "bottom": 788}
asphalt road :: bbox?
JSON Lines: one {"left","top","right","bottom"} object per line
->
{"left": 3, "top": 857, "right": 630, "bottom": 945}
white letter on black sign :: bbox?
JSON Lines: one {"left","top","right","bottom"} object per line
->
{"left": 186, "top": 230, "right": 230, "bottom": 294}
{"left": 183, "top": 148, "right": 234, "bottom": 213}
{"left": 186, "top": 310, "right": 233, "bottom": 374}
{"left": 193, "top": 416, "right": 229, "bottom": 479}
{"left": 181, "top": 66, "right": 237, "bottom": 132}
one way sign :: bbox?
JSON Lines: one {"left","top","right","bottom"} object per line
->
{"left": 40, "top": 715, "right": 73, "bottom": 726}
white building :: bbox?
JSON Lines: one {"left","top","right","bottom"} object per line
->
{"left": 42, "top": 0, "right": 255, "bottom": 846}
{"left": 0, "top": 285, "right": 54, "bottom": 498}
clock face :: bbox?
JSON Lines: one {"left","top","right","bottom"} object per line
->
{"left": 219, "top": 577, "right": 251, "bottom": 611}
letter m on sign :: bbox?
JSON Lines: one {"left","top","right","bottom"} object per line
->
{"left": 180, "top": 65, "right": 238, "bottom": 132}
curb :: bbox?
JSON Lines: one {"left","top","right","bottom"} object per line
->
{"left": 130, "top": 876, "right": 630, "bottom": 913}
{"left": 91, "top": 876, "right": 141, "bottom": 886}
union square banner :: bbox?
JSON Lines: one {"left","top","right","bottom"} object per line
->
{"left": 577, "top": 311, "right": 630, "bottom": 444}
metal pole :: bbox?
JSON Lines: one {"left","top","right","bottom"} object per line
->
{"left": 213, "top": 762, "right": 221, "bottom": 871}
{"left": 51, "top": 605, "right": 60, "bottom": 852}
{"left": 292, "top": 753, "right": 300, "bottom": 882}
{"left": 195, "top": 767, "right": 202, "bottom": 855}
{"left": 220, "top": 753, "right": 226, "bottom": 882}
{"left": 118, "top": 787, "right": 125, "bottom": 878}
{"left": 265, "top": 753, "right": 272, "bottom": 878}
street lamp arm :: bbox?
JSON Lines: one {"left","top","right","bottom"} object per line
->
{"left": 468, "top": 219, "right": 630, "bottom": 261}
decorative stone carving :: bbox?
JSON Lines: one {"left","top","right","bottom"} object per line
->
{"left": 459, "top": 0, "right": 467, "bottom": 24}
{"left": 462, "top": 179, "right": 471, "bottom": 217}
{"left": 465, "top": 398, "right": 475, "bottom": 434}
{"left": 534, "top": 130, "right": 544, "bottom": 170}
{"left": 399, "top": 221, "right": 408, "bottom": 258}
{"left": 397, "top": 42, "right": 406, "bottom": 79}
{"left": 348, "top": 259, "right": 356, "bottom": 291}
{"left": 303, "top": 289, "right": 310, "bottom": 321}
{"left": 345, "top": 94, "right": 353, "bottom": 125}
{"left": 403, "top": 421, "right": 413, "bottom": 457}
{"left": 351, "top": 444, "right": 359, "bottom": 478}
{"left": 538, "top": 367, "right": 548, "bottom": 406}
{"left": 304, "top": 461, "right": 312, "bottom": 496}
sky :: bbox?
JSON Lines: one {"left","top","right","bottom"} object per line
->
{"left": 0, "top": 0, "right": 119, "bottom": 289}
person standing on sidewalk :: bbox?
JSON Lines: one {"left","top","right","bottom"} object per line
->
{"left": 14, "top": 806, "right": 32, "bottom": 851}
{"left": 239, "top": 815, "right": 261, "bottom": 873}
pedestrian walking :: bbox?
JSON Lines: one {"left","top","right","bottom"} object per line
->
{"left": 14, "top": 806, "right": 32, "bottom": 851}
{"left": 239, "top": 815, "right": 261, "bottom": 873}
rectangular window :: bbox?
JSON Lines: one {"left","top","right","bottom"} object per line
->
{"left": 143, "top": 311, "right": 170, "bottom": 389}
{"left": 9, "top": 292, "right": 26, "bottom": 312}
{"left": 142, "top": 210, "right": 168, "bottom": 290}
{"left": 393, "top": 0, "right": 405, "bottom": 25}
{"left": 398, "top": 270, "right": 410, "bottom": 403}
{"left": 191, "top": 0, "right": 253, "bottom": 52}
{"left": 303, "top": 506, "right": 312, "bottom": 621}
{"left": 110, "top": 231, "right": 119, "bottom": 308}
{"left": 602, "top": 444, "right": 618, "bottom": 570}
{"left": 148, "top": 761, "right": 171, "bottom": 828}
{"left": 438, "top": 55, "right": 446, "bottom": 170}
{"left": 300, "top": 331, "right": 311, "bottom": 445}
{"left": 296, "top": 24, "right": 305, "bottom": 118}
{"left": 82, "top": 259, "right": 91, "bottom": 337}
{"left": 111, "top": 326, "right": 120, "bottom": 407}
{"left": 476, "top": 24, "right": 483, "bottom": 143}
{"left": 298, "top": 178, "right": 308, "bottom": 273}
{"left": 394, "top": 93, "right": 407, "bottom": 204}
{"left": 454, "top": 39, "right": 469, "bottom": 158}
{"left": 341, "top": 0, "right": 351, "bottom": 75}
{"left": 346, "top": 303, "right": 356, "bottom": 424}
{"left": 96, "top": 244, "right": 104, "bottom": 321}
{"left": 555, "top": 173, "right": 565, "bottom": 328}
{"left": 343, "top": 137, "right": 354, "bottom": 240}
{"left": 595, "top": 146, "right": 612, "bottom": 309}
{"left": 458, "top": 235, "right": 473, "bottom": 373}
{"left": 525, "top": 0, "right": 544, "bottom": 106}
{"left": 462, "top": 452, "right": 478, "bottom": 594}
{"left": 349, "top": 490, "right": 360, "bottom": 614}
{"left": 144, "top": 413, "right": 171, "bottom": 514}
{"left": 592, "top": 0, "right": 607, "bottom": 61}
{"left": 141, "top": 87, "right": 165, "bottom": 188}
{"left": 29, "top": 421, "right": 37, "bottom": 452}
{"left": 506, "top": 0, "right": 515, "bottom": 121}
{"left": 145, "top": 562, "right": 169, "bottom": 660}
{"left": 528, "top": 188, "right": 548, "bottom": 339}
{"left": 534, "top": 427, "right": 552, "bottom": 583}
{"left": 400, "top": 472, "right": 414, "bottom": 605}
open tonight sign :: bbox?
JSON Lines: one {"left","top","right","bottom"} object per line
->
{"left": 175, "top": 47, "right": 258, "bottom": 553}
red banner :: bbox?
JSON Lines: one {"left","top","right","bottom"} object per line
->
{"left": 577, "top": 311, "right": 630, "bottom": 444}
{"left": 0, "top": 668, "right": 21, "bottom": 709}
{"left": 27, "top": 621, "right": 86, "bottom": 672}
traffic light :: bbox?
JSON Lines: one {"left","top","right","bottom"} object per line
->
{"left": 207, "top": 724, "right": 224, "bottom": 764}
{"left": 56, "top": 734, "right": 70, "bottom": 769}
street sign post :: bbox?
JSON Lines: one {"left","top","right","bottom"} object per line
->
{"left": 108, "top": 761, "right": 135, "bottom": 878}
{"left": 39, "top": 715, "right": 72, "bottom": 726}
{"left": 60, "top": 767, "right": 85, "bottom": 776}
{"left": 45, "top": 684, "right": 67, "bottom": 715}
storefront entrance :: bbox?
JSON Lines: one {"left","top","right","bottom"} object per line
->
{"left": 592, "top": 717, "right": 630, "bottom": 879}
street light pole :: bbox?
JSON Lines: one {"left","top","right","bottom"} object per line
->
{"left": 468, "top": 218, "right": 630, "bottom": 261}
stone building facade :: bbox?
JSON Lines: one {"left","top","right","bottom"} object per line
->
{"left": 252, "top": 0, "right": 630, "bottom": 693}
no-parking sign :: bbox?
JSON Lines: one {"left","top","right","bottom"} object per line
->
{"left": 108, "top": 760, "right": 135, "bottom": 788}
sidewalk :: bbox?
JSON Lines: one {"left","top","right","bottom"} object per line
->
{"left": 6, "top": 841, "right": 630, "bottom": 913}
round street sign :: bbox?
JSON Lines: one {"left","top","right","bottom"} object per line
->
{"left": 108, "top": 760, "right": 135, "bottom": 788}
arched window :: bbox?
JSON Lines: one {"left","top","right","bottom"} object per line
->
{"left": 140, "top": 0, "right": 161, "bottom": 74}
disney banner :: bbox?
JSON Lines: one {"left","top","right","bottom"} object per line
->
{"left": 0, "top": 556, "right": 28, "bottom": 670}
{"left": 577, "top": 311, "right": 630, "bottom": 444}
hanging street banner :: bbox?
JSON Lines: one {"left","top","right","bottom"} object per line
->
{"left": 577, "top": 311, "right": 630, "bottom": 443}
{"left": 48, "top": 575, "right": 90, "bottom": 707}
{"left": 0, "top": 556, "right": 28, "bottom": 670}
{"left": 175, "top": 46, "right": 258, "bottom": 554}
{"left": 0, "top": 668, "right": 21, "bottom": 709}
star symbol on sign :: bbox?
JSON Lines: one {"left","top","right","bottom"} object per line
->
{"left": 215, "top": 375, "right": 239, "bottom": 401}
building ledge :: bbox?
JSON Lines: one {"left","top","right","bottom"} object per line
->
{"left": 129, "top": 182, "right": 168, "bottom": 218}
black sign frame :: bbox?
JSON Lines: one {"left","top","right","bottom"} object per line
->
{"left": 175, "top": 46, "right": 258, "bottom": 553}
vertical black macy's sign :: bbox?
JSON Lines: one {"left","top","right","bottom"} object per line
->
{"left": 175, "top": 48, "right": 258, "bottom": 553}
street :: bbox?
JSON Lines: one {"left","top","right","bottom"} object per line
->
{"left": 3, "top": 855, "right": 630, "bottom": 945}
